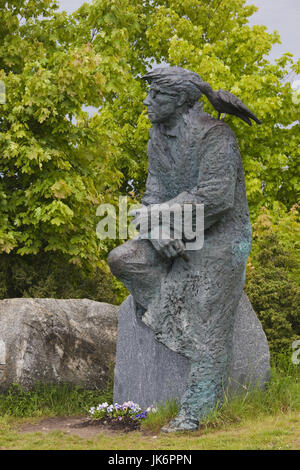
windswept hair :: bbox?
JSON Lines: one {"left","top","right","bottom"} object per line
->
{"left": 142, "top": 66, "right": 203, "bottom": 107}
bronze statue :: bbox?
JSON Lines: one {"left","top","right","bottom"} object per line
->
{"left": 108, "top": 66, "right": 267, "bottom": 432}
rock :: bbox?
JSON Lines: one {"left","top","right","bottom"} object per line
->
{"left": 227, "top": 293, "right": 271, "bottom": 394}
{"left": 0, "top": 298, "right": 119, "bottom": 391}
{"left": 114, "top": 296, "right": 189, "bottom": 408}
{"left": 113, "top": 293, "right": 270, "bottom": 408}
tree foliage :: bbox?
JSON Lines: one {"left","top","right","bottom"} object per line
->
{"left": 83, "top": 0, "right": 300, "bottom": 218}
{"left": 0, "top": 0, "right": 137, "bottom": 265}
{"left": 0, "top": 0, "right": 299, "bottom": 306}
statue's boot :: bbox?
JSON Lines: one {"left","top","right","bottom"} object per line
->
{"left": 161, "top": 415, "right": 199, "bottom": 433}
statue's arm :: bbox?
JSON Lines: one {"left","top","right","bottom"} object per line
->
{"left": 166, "top": 125, "right": 238, "bottom": 229}
{"left": 133, "top": 124, "right": 238, "bottom": 259}
{"left": 142, "top": 167, "right": 161, "bottom": 206}
{"left": 134, "top": 159, "right": 187, "bottom": 260}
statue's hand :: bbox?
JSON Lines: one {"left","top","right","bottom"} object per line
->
{"left": 149, "top": 226, "right": 186, "bottom": 260}
{"left": 151, "top": 238, "right": 186, "bottom": 260}
{"left": 129, "top": 209, "right": 189, "bottom": 261}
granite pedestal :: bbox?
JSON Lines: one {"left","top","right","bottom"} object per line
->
{"left": 113, "top": 293, "right": 270, "bottom": 408}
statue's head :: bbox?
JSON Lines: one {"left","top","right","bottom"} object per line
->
{"left": 142, "top": 66, "right": 203, "bottom": 124}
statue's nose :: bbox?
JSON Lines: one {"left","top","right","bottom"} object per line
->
{"left": 143, "top": 96, "right": 151, "bottom": 106}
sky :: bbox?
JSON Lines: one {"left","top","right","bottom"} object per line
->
{"left": 246, "top": 0, "right": 299, "bottom": 64}
{"left": 58, "top": 0, "right": 299, "bottom": 65}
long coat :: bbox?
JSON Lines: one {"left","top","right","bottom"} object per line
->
{"left": 140, "top": 103, "right": 252, "bottom": 364}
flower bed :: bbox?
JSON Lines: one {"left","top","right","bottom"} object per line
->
{"left": 85, "top": 401, "right": 157, "bottom": 432}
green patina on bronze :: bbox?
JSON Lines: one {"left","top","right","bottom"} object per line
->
{"left": 108, "top": 66, "right": 264, "bottom": 432}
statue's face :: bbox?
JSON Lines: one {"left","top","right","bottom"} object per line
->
{"left": 143, "top": 85, "right": 181, "bottom": 124}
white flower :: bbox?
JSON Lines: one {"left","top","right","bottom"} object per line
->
{"left": 146, "top": 404, "right": 157, "bottom": 413}
{"left": 95, "top": 402, "right": 108, "bottom": 410}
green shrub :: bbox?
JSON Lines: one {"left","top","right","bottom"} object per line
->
{"left": 0, "top": 252, "right": 127, "bottom": 304}
{"left": 246, "top": 205, "right": 300, "bottom": 354}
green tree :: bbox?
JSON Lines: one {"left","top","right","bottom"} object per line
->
{"left": 0, "top": 0, "right": 299, "bottom": 301}
{"left": 0, "top": 0, "right": 143, "bottom": 261}
{"left": 0, "top": 0, "right": 142, "bottom": 299}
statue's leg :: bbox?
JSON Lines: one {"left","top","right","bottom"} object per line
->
{"left": 161, "top": 249, "right": 246, "bottom": 432}
{"left": 163, "top": 326, "right": 236, "bottom": 432}
{"left": 108, "top": 238, "right": 171, "bottom": 312}
{"left": 162, "top": 318, "right": 237, "bottom": 432}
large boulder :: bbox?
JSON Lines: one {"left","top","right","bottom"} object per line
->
{"left": 0, "top": 294, "right": 270, "bottom": 402}
{"left": 113, "top": 293, "right": 271, "bottom": 408}
{"left": 0, "top": 298, "right": 118, "bottom": 391}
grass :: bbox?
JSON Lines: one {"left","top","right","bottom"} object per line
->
{"left": 0, "top": 380, "right": 113, "bottom": 418}
{"left": 198, "top": 356, "right": 300, "bottom": 429}
{"left": 141, "top": 354, "right": 300, "bottom": 433}
{"left": 0, "top": 353, "right": 299, "bottom": 449}
{"left": 0, "top": 413, "right": 299, "bottom": 450}
{"left": 142, "top": 399, "right": 179, "bottom": 433}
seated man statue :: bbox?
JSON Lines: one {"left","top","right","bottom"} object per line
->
{"left": 108, "top": 66, "right": 252, "bottom": 432}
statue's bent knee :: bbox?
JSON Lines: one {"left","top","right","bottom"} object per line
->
{"left": 107, "top": 245, "right": 127, "bottom": 278}
{"left": 108, "top": 239, "right": 149, "bottom": 278}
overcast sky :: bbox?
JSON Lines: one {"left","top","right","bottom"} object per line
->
{"left": 58, "top": 0, "right": 299, "bottom": 64}
{"left": 246, "top": 0, "right": 299, "bottom": 63}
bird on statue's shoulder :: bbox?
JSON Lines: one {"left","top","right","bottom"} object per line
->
{"left": 198, "top": 81, "right": 262, "bottom": 126}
